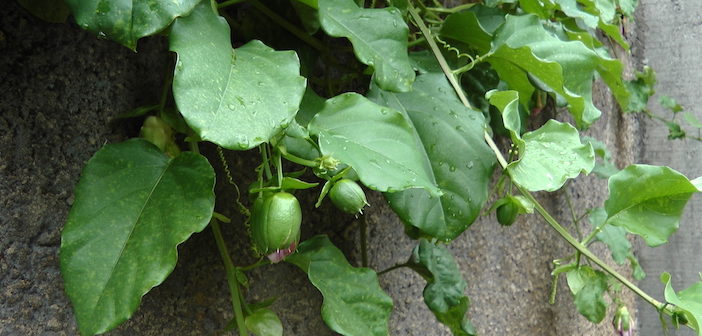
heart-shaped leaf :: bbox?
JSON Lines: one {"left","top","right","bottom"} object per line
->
{"left": 661, "top": 272, "right": 702, "bottom": 334}
{"left": 488, "top": 14, "right": 628, "bottom": 128}
{"left": 604, "top": 165, "right": 699, "bottom": 247}
{"left": 286, "top": 235, "right": 393, "bottom": 336}
{"left": 318, "top": 0, "right": 414, "bottom": 92}
{"left": 170, "top": 2, "right": 306, "bottom": 150}
{"left": 308, "top": 93, "right": 442, "bottom": 196}
{"left": 368, "top": 73, "right": 495, "bottom": 241}
{"left": 66, "top": 0, "right": 200, "bottom": 49}
{"left": 412, "top": 239, "right": 476, "bottom": 336}
{"left": 566, "top": 266, "right": 609, "bottom": 323}
{"left": 487, "top": 90, "right": 595, "bottom": 192}
{"left": 60, "top": 139, "right": 215, "bottom": 335}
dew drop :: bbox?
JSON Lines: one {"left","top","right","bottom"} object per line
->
{"left": 449, "top": 165, "right": 456, "bottom": 172}
{"left": 227, "top": 104, "right": 236, "bottom": 110}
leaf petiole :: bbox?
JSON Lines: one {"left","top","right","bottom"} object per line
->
{"left": 211, "top": 218, "right": 248, "bottom": 336}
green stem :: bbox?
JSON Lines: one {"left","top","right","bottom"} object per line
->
{"left": 211, "top": 219, "right": 248, "bottom": 336}
{"left": 360, "top": 215, "right": 368, "bottom": 268}
{"left": 249, "top": 0, "right": 326, "bottom": 53}
{"left": 261, "top": 144, "right": 273, "bottom": 180}
{"left": 425, "top": 3, "right": 477, "bottom": 13}
{"left": 377, "top": 263, "right": 409, "bottom": 276}
{"left": 280, "top": 149, "right": 319, "bottom": 167}
{"left": 217, "top": 0, "right": 249, "bottom": 9}
{"left": 157, "top": 59, "right": 173, "bottom": 117}
{"left": 409, "top": 0, "right": 676, "bottom": 319}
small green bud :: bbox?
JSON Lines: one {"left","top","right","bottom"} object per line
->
{"left": 140, "top": 116, "right": 177, "bottom": 155}
{"left": 250, "top": 192, "right": 302, "bottom": 262}
{"left": 329, "top": 179, "right": 368, "bottom": 215}
{"left": 612, "top": 305, "right": 632, "bottom": 335}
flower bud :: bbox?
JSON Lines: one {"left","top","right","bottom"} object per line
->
{"left": 612, "top": 305, "right": 632, "bottom": 336}
{"left": 250, "top": 192, "right": 302, "bottom": 262}
{"left": 329, "top": 179, "right": 369, "bottom": 215}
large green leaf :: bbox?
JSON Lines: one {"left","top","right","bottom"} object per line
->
{"left": 508, "top": 120, "right": 594, "bottom": 191}
{"left": 170, "top": 2, "right": 306, "bottom": 150}
{"left": 286, "top": 235, "right": 393, "bottom": 336}
{"left": 440, "top": 6, "right": 506, "bottom": 54}
{"left": 566, "top": 266, "right": 609, "bottom": 323}
{"left": 487, "top": 90, "right": 594, "bottom": 191}
{"left": 604, "top": 165, "right": 700, "bottom": 247}
{"left": 661, "top": 272, "right": 702, "bottom": 334}
{"left": 368, "top": 73, "right": 494, "bottom": 241}
{"left": 487, "top": 14, "right": 628, "bottom": 128}
{"left": 60, "top": 139, "right": 215, "bottom": 335}
{"left": 66, "top": 0, "right": 200, "bottom": 50}
{"left": 412, "top": 240, "right": 476, "bottom": 336}
{"left": 308, "top": 93, "right": 442, "bottom": 196}
{"left": 318, "top": 0, "right": 414, "bottom": 92}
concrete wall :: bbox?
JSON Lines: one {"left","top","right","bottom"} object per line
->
{"left": 634, "top": 1, "right": 702, "bottom": 335}
{"left": 0, "top": 1, "right": 651, "bottom": 335}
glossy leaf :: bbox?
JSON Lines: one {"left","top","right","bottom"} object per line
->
{"left": 368, "top": 73, "right": 494, "bottom": 241}
{"left": 488, "top": 90, "right": 594, "bottom": 191}
{"left": 566, "top": 266, "right": 609, "bottom": 323}
{"left": 318, "top": 0, "right": 414, "bottom": 92}
{"left": 661, "top": 272, "right": 702, "bottom": 334}
{"left": 170, "top": 2, "right": 306, "bottom": 150}
{"left": 245, "top": 308, "right": 284, "bottom": 336}
{"left": 510, "top": 120, "right": 594, "bottom": 192}
{"left": 412, "top": 239, "right": 475, "bottom": 336}
{"left": 440, "top": 6, "right": 506, "bottom": 54}
{"left": 286, "top": 235, "right": 393, "bottom": 336}
{"left": 308, "top": 93, "right": 442, "bottom": 196}
{"left": 604, "top": 165, "right": 700, "bottom": 247}
{"left": 488, "top": 14, "right": 628, "bottom": 128}
{"left": 66, "top": 0, "right": 199, "bottom": 50}
{"left": 60, "top": 139, "right": 215, "bottom": 335}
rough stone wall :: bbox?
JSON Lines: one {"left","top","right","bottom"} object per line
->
{"left": 1, "top": 2, "right": 640, "bottom": 335}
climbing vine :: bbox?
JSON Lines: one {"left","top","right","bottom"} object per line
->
{"left": 22, "top": 0, "right": 702, "bottom": 334}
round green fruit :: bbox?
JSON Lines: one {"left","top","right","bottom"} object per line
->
{"left": 329, "top": 179, "right": 368, "bottom": 215}
{"left": 250, "top": 192, "right": 302, "bottom": 256}
{"left": 496, "top": 200, "right": 518, "bottom": 226}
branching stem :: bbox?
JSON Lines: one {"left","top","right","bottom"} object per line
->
{"left": 408, "top": 0, "right": 676, "bottom": 320}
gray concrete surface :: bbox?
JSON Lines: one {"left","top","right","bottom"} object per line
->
{"left": 0, "top": 1, "right": 649, "bottom": 335}
{"left": 634, "top": 1, "right": 702, "bottom": 335}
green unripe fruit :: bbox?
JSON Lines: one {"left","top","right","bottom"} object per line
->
{"left": 329, "top": 179, "right": 368, "bottom": 215}
{"left": 496, "top": 200, "right": 518, "bottom": 226}
{"left": 250, "top": 192, "right": 302, "bottom": 259}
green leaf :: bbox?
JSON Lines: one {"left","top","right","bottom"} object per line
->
{"left": 605, "top": 165, "right": 700, "bottom": 246}
{"left": 308, "top": 93, "right": 442, "bottom": 196}
{"left": 661, "top": 272, "right": 702, "bottom": 334}
{"left": 624, "top": 66, "right": 656, "bottom": 113}
{"left": 666, "top": 121, "right": 686, "bottom": 140}
{"left": 488, "top": 14, "right": 628, "bottom": 128}
{"left": 589, "top": 207, "right": 630, "bottom": 264}
{"left": 566, "top": 266, "right": 609, "bottom": 323}
{"left": 245, "top": 308, "right": 284, "bottom": 336}
{"left": 60, "top": 139, "right": 215, "bottom": 335}
{"left": 660, "top": 95, "right": 684, "bottom": 113}
{"left": 487, "top": 90, "right": 594, "bottom": 191}
{"left": 582, "top": 136, "right": 619, "bottom": 178}
{"left": 440, "top": 6, "right": 506, "bottom": 54}
{"left": 412, "top": 239, "right": 476, "bottom": 336}
{"left": 18, "top": 0, "right": 70, "bottom": 23}
{"left": 510, "top": 120, "right": 595, "bottom": 191}
{"left": 318, "top": 0, "right": 414, "bottom": 92}
{"left": 170, "top": 2, "right": 306, "bottom": 150}
{"left": 286, "top": 235, "right": 393, "bottom": 336}
{"left": 617, "top": 0, "right": 638, "bottom": 17}
{"left": 367, "top": 73, "right": 494, "bottom": 241}
{"left": 684, "top": 112, "right": 702, "bottom": 129}
{"left": 66, "top": 0, "right": 199, "bottom": 50}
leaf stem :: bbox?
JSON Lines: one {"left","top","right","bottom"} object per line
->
{"left": 279, "top": 148, "right": 319, "bottom": 167}
{"left": 211, "top": 219, "right": 248, "bottom": 336}
{"left": 377, "top": 263, "right": 409, "bottom": 276}
{"left": 249, "top": 0, "right": 326, "bottom": 53}
{"left": 409, "top": 0, "right": 675, "bottom": 319}
{"left": 217, "top": 0, "right": 249, "bottom": 9}
{"left": 360, "top": 215, "right": 368, "bottom": 267}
